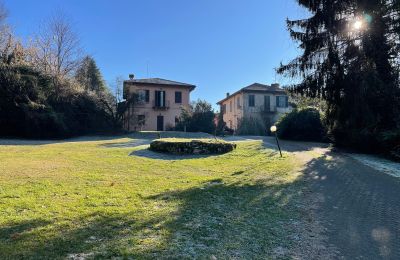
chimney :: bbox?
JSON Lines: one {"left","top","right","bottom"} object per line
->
{"left": 271, "top": 83, "right": 280, "bottom": 88}
{"left": 129, "top": 74, "right": 135, "bottom": 80}
{"left": 226, "top": 92, "right": 230, "bottom": 97}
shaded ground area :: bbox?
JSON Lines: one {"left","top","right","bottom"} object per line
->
{"left": 257, "top": 136, "right": 400, "bottom": 259}
{"left": 304, "top": 153, "right": 400, "bottom": 259}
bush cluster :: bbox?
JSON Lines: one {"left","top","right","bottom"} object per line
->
{"left": 328, "top": 122, "right": 400, "bottom": 160}
{"left": 0, "top": 64, "right": 115, "bottom": 138}
{"left": 149, "top": 139, "right": 236, "bottom": 155}
{"left": 276, "top": 108, "right": 327, "bottom": 142}
{"left": 174, "top": 100, "right": 216, "bottom": 134}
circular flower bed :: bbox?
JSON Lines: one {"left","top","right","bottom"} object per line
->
{"left": 149, "top": 138, "right": 236, "bottom": 155}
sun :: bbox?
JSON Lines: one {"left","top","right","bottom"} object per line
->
{"left": 353, "top": 20, "right": 363, "bottom": 30}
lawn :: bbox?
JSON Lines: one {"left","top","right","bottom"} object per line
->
{"left": 0, "top": 136, "right": 305, "bottom": 259}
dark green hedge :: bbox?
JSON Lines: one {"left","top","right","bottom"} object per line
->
{"left": 276, "top": 108, "right": 327, "bottom": 142}
{"left": 149, "top": 139, "right": 236, "bottom": 155}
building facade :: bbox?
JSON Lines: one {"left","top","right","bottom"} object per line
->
{"left": 123, "top": 77, "right": 196, "bottom": 131}
{"left": 217, "top": 83, "right": 291, "bottom": 130}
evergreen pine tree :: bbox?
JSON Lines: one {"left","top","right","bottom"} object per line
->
{"left": 75, "top": 55, "right": 106, "bottom": 93}
{"left": 278, "top": 0, "right": 400, "bottom": 151}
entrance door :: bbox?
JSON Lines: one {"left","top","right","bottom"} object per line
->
{"left": 157, "top": 116, "right": 164, "bottom": 131}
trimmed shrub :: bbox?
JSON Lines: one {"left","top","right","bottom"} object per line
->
{"left": 276, "top": 108, "right": 327, "bottom": 142}
{"left": 149, "top": 139, "right": 236, "bottom": 155}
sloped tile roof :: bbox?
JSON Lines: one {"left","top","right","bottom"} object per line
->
{"left": 243, "top": 83, "right": 283, "bottom": 91}
{"left": 124, "top": 78, "right": 196, "bottom": 90}
{"left": 217, "top": 83, "right": 286, "bottom": 104}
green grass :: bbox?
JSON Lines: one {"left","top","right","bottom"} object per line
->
{"left": 154, "top": 137, "right": 228, "bottom": 143}
{"left": 0, "top": 136, "right": 305, "bottom": 259}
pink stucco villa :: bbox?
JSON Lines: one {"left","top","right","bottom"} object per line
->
{"left": 217, "top": 83, "right": 291, "bottom": 130}
{"left": 123, "top": 76, "right": 196, "bottom": 131}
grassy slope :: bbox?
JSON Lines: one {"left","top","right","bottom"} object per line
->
{"left": 0, "top": 137, "right": 304, "bottom": 259}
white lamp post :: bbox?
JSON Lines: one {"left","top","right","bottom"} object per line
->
{"left": 270, "top": 125, "right": 282, "bottom": 157}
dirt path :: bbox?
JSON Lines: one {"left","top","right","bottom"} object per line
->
{"left": 260, "top": 137, "right": 400, "bottom": 259}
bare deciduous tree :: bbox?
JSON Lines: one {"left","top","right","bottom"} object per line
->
{"left": 30, "top": 13, "right": 82, "bottom": 81}
{"left": 0, "top": 2, "right": 27, "bottom": 65}
{"left": 0, "top": 1, "right": 11, "bottom": 61}
{"left": 0, "top": 1, "right": 7, "bottom": 24}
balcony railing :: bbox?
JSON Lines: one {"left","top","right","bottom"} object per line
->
{"left": 153, "top": 100, "right": 170, "bottom": 110}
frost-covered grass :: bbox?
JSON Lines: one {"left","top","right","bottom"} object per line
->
{"left": 154, "top": 137, "right": 227, "bottom": 143}
{"left": 0, "top": 136, "right": 305, "bottom": 259}
{"left": 347, "top": 153, "right": 400, "bottom": 178}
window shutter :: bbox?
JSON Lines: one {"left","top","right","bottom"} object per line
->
{"left": 276, "top": 96, "right": 279, "bottom": 107}
{"left": 285, "top": 96, "right": 289, "bottom": 107}
{"left": 249, "top": 95, "right": 255, "bottom": 107}
{"left": 264, "top": 96, "right": 270, "bottom": 111}
{"left": 161, "top": 91, "right": 166, "bottom": 107}
{"left": 145, "top": 90, "right": 150, "bottom": 102}
{"left": 155, "top": 91, "right": 160, "bottom": 107}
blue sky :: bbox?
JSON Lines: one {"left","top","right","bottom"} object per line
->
{"left": 4, "top": 0, "right": 307, "bottom": 108}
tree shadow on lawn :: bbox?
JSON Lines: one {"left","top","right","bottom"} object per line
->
{"left": 261, "top": 137, "right": 331, "bottom": 153}
{"left": 0, "top": 211, "right": 166, "bottom": 259}
{"left": 0, "top": 219, "right": 53, "bottom": 240}
{"left": 0, "top": 135, "right": 132, "bottom": 146}
{"left": 100, "top": 139, "right": 152, "bottom": 148}
{"left": 0, "top": 179, "right": 305, "bottom": 259}
{"left": 140, "top": 180, "right": 304, "bottom": 258}
{"left": 224, "top": 135, "right": 331, "bottom": 153}
{"left": 129, "top": 147, "right": 221, "bottom": 161}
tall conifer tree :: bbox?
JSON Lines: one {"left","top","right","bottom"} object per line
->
{"left": 75, "top": 55, "right": 106, "bottom": 93}
{"left": 279, "top": 0, "right": 400, "bottom": 150}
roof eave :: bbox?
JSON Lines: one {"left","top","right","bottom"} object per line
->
{"left": 124, "top": 81, "right": 196, "bottom": 91}
{"left": 217, "top": 89, "right": 287, "bottom": 105}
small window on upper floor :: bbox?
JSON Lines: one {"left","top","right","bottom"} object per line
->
{"left": 264, "top": 95, "right": 270, "bottom": 111}
{"left": 175, "top": 91, "right": 182, "bottom": 103}
{"left": 276, "top": 96, "right": 289, "bottom": 108}
{"left": 138, "top": 90, "right": 150, "bottom": 103}
{"left": 222, "top": 104, "right": 227, "bottom": 114}
{"left": 248, "top": 95, "right": 255, "bottom": 107}
{"left": 237, "top": 97, "right": 241, "bottom": 109}
{"left": 230, "top": 100, "right": 233, "bottom": 112}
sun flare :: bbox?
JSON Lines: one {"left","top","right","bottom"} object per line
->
{"left": 353, "top": 20, "right": 363, "bottom": 30}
